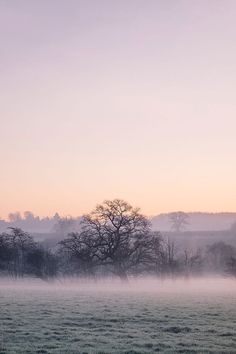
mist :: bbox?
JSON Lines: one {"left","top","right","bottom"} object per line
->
{"left": 1, "top": 276, "right": 236, "bottom": 294}
{"left": 1, "top": 275, "right": 236, "bottom": 353}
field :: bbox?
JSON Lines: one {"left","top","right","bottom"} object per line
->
{"left": 0, "top": 278, "right": 236, "bottom": 354}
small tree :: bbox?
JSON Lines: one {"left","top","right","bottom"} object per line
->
{"left": 181, "top": 248, "right": 203, "bottom": 277}
{"left": 168, "top": 211, "right": 189, "bottom": 232}
{"left": 206, "top": 241, "right": 236, "bottom": 273}
{"left": 8, "top": 212, "right": 22, "bottom": 223}
{"left": 160, "top": 238, "right": 179, "bottom": 276}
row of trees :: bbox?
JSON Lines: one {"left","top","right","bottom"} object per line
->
{"left": 0, "top": 211, "right": 82, "bottom": 234}
{"left": 0, "top": 228, "right": 57, "bottom": 278}
{"left": 0, "top": 200, "right": 236, "bottom": 280}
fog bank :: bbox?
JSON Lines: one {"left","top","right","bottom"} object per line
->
{"left": 1, "top": 276, "right": 236, "bottom": 295}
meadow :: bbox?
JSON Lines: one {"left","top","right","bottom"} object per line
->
{"left": 0, "top": 278, "right": 236, "bottom": 354}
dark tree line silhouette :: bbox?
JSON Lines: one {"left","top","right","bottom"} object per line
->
{"left": 0, "top": 200, "right": 236, "bottom": 280}
{"left": 0, "top": 228, "right": 57, "bottom": 278}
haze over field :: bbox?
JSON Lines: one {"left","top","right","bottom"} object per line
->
{"left": 1, "top": 277, "right": 236, "bottom": 353}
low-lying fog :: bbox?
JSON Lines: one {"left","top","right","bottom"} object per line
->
{"left": 1, "top": 276, "right": 236, "bottom": 294}
{"left": 1, "top": 277, "right": 236, "bottom": 353}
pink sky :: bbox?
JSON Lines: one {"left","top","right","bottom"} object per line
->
{"left": 1, "top": 0, "right": 236, "bottom": 218}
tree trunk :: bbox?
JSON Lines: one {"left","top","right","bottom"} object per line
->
{"left": 115, "top": 265, "right": 128, "bottom": 281}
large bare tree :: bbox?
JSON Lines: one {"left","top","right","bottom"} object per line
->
{"left": 60, "top": 199, "right": 153, "bottom": 279}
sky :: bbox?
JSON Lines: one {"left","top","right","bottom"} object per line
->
{"left": 0, "top": 0, "right": 236, "bottom": 219}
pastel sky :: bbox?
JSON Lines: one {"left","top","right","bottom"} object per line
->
{"left": 1, "top": 0, "right": 236, "bottom": 218}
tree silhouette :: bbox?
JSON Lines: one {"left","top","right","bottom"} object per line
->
{"left": 168, "top": 211, "right": 189, "bottom": 232}
{"left": 60, "top": 199, "right": 152, "bottom": 279}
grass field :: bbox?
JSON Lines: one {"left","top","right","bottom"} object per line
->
{"left": 0, "top": 278, "right": 236, "bottom": 353}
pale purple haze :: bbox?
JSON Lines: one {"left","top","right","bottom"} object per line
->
{"left": 1, "top": 0, "right": 236, "bottom": 218}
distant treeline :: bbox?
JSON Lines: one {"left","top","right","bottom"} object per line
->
{"left": 0, "top": 211, "right": 81, "bottom": 234}
{"left": 2, "top": 209, "right": 236, "bottom": 235}
{"left": 0, "top": 200, "right": 236, "bottom": 280}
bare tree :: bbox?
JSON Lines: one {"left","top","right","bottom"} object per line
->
{"left": 181, "top": 248, "right": 203, "bottom": 277}
{"left": 59, "top": 199, "right": 152, "bottom": 279}
{"left": 168, "top": 211, "right": 189, "bottom": 232}
{"left": 23, "top": 211, "right": 35, "bottom": 221}
{"left": 206, "top": 241, "right": 236, "bottom": 273}
{"left": 8, "top": 212, "right": 22, "bottom": 223}
{"left": 159, "top": 238, "right": 179, "bottom": 276}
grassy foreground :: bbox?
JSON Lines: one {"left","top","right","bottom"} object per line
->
{"left": 0, "top": 278, "right": 236, "bottom": 353}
